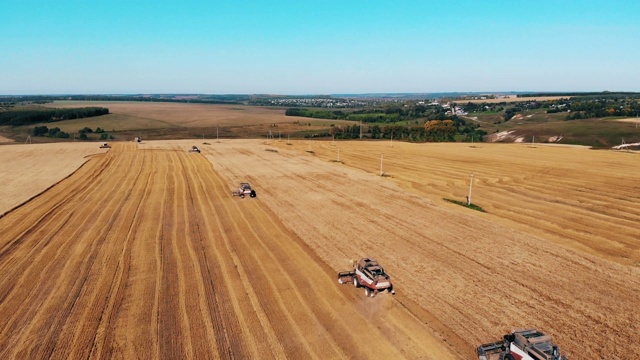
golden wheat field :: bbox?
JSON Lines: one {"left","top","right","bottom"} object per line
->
{"left": 0, "top": 142, "right": 109, "bottom": 216}
{"left": 1, "top": 139, "right": 639, "bottom": 359}
{"left": 40, "top": 101, "right": 298, "bottom": 132}
{"left": 0, "top": 141, "right": 460, "bottom": 359}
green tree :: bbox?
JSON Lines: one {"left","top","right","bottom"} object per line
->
{"left": 33, "top": 126, "right": 49, "bottom": 136}
{"left": 48, "top": 127, "right": 61, "bottom": 136}
{"left": 370, "top": 125, "right": 381, "bottom": 139}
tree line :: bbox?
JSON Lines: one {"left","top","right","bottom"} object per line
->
{"left": 285, "top": 104, "right": 453, "bottom": 124}
{"left": 562, "top": 98, "right": 640, "bottom": 120}
{"left": 322, "top": 119, "right": 486, "bottom": 142}
{"left": 32, "top": 125, "right": 114, "bottom": 140}
{"left": 0, "top": 107, "right": 109, "bottom": 126}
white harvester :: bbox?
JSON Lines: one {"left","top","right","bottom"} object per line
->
{"left": 477, "top": 329, "right": 567, "bottom": 360}
{"left": 232, "top": 182, "right": 257, "bottom": 199}
{"left": 338, "top": 258, "right": 395, "bottom": 297}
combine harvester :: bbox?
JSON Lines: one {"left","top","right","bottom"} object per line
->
{"left": 477, "top": 329, "right": 567, "bottom": 360}
{"left": 338, "top": 258, "right": 395, "bottom": 297}
{"left": 100, "top": 142, "right": 111, "bottom": 148}
{"left": 188, "top": 145, "right": 201, "bottom": 153}
{"left": 232, "top": 182, "right": 257, "bottom": 199}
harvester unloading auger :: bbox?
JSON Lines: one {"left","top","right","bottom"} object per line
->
{"left": 338, "top": 258, "right": 395, "bottom": 297}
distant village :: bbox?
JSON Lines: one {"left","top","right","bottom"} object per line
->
{"left": 267, "top": 96, "right": 508, "bottom": 116}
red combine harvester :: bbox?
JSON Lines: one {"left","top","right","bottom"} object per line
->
{"left": 477, "top": 329, "right": 567, "bottom": 360}
{"left": 337, "top": 258, "right": 395, "bottom": 297}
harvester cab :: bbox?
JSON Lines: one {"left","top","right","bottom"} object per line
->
{"left": 477, "top": 329, "right": 567, "bottom": 360}
{"left": 338, "top": 258, "right": 395, "bottom": 297}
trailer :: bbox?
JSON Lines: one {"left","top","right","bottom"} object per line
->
{"left": 338, "top": 258, "right": 395, "bottom": 297}
{"left": 477, "top": 329, "right": 567, "bottom": 360}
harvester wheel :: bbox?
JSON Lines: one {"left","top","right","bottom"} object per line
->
{"left": 250, "top": 190, "right": 256, "bottom": 198}
{"left": 364, "top": 287, "right": 371, "bottom": 297}
{"left": 503, "top": 354, "right": 515, "bottom": 360}
{"left": 353, "top": 277, "right": 359, "bottom": 288}
{"left": 240, "top": 194, "right": 245, "bottom": 198}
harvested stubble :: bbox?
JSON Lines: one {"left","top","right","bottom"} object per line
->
{"left": 0, "top": 141, "right": 460, "bottom": 359}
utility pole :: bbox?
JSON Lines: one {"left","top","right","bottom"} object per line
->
{"left": 467, "top": 173, "right": 474, "bottom": 206}
{"left": 380, "top": 154, "right": 384, "bottom": 176}
{"left": 337, "top": 147, "right": 340, "bottom": 162}
{"left": 217, "top": 126, "right": 219, "bottom": 141}
{"left": 360, "top": 120, "right": 363, "bottom": 139}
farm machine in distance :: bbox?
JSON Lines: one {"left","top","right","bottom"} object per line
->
{"left": 188, "top": 146, "right": 201, "bottom": 153}
{"left": 232, "top": 182, "right": 257, "bottom": 199}
{"left": 100, "top": 142, "right": 111, "bottom": 148}
{"left": 338, "top": 258, "right": 395, "bottom": 297}
{"left": 477, "top": 329, "right": 567, "bottom": 360}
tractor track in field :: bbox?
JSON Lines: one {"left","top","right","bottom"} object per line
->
{"left": 0, "top": 142, "right": 460, "bottom": 359}
{"left": 5, "top": 138, "right": 639, "bottom": 359}
{"left": 201, "top": 139, "right": 640, "bottom": 359}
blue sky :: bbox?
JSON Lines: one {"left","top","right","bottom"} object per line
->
{"left": 1, "top": 0, "right": 638, "bottom": 94}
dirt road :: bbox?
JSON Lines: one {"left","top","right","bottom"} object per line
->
{"left": 0, "top": 143, "right": 460, "bottom": 359}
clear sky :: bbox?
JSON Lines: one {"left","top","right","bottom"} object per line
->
{"left": 1, "top": 0, "right": 639, "bottom": 95}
